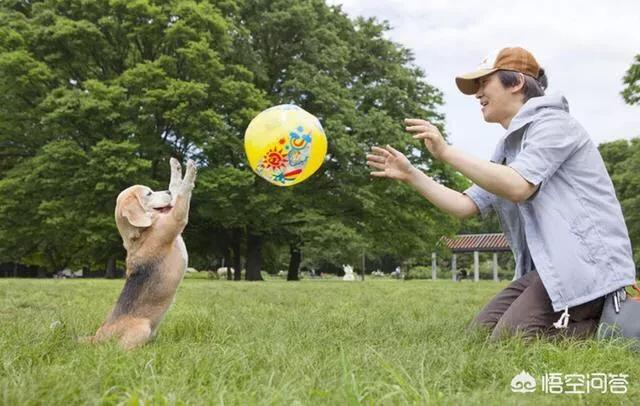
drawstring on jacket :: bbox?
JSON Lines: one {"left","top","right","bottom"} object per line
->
{"left": 553, "top": 306, "right": 570, "bottom": 329}
{"left": 554, "top": 284, "right": 639, "bottom": 329}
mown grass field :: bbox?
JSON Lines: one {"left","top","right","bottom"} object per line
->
{"left": 1, "top": 277, "right": 638, "bottom": 405}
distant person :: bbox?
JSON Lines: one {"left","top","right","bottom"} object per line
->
{"left": 367, "top": 47, "right": 636, "bottom": 341}
{"left": 392, "top": 266, "right": 402, "bottom": 279}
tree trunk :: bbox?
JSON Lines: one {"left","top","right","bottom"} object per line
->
{"left": 287, "top": 245, "right": 301, "bottom": 281}
{"left": 233, "top": 229, "right": 242, "bottom": 281}
{"left": 105, "top": 256, "right": 116, "bottom": 279}
{"left": 245, "top": 232, "right": 263, "bottom": 281}
{"left": 224, "top": 247, "right": 233, "bottom": 280}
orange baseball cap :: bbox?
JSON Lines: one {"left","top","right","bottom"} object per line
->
{"left": 455, "top": 47, "right": 541, "bottom": 95}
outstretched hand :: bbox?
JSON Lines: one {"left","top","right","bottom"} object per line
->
{"left": 404, "top": 118, "right": 448, "bottom": 160}
{"left": 366, "top": 145, "right": 415, "bottom": 182}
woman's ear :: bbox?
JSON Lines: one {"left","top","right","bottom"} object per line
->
{"left": 121, "top": 193, "right": 152, "bottom": 228}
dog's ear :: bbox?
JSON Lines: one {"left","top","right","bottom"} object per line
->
{"left": 121, "top": 193, "right": 152, "bottom": 228}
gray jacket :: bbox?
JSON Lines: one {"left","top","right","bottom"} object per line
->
{"left": 464, "top": 93, "right": 636, "bottom": 312}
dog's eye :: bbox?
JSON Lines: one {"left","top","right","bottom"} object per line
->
{"left": 146, "top": 191, "right": 152, "bottom": 196}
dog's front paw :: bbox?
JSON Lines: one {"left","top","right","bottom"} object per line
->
{"left": 170, "top": 157, "right": 182, "bottom": 172}
{"left": 170, "top": 158, "right": 183, "bottom": 184}
{"left": 180, "top": 159, "right": 197, "bottom": 191}
{"left": 185, "top": 160, "right": 197, "bottom": 181}
{"left": 169, "top": 157, "right": 183, "bottom": 197}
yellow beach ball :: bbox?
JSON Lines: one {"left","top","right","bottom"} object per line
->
{"left": 244, "top": 104, "right": 327, "bottom": 186}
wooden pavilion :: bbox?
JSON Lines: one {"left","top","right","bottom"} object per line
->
{"left": 436, "top": 233, "right": 512, "bottom": 281}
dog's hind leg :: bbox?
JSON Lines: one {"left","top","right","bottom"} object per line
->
{"left": 77, "top": 325, "right": 115, "bottom": 346}
{"left": 81, "top": 323, "right": 116, "bottom": 345}
{"left": 119, "top": 318, "right": 152, "bottom": 350}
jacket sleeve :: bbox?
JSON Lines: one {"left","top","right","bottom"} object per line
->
{"left": 508, "top": 114, "right": 586, "bottom": 187}
{"left": 463, "top": 184, "right": 497, "bottom": 218}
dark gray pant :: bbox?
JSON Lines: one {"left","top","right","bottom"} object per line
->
{"left": 472, "top": 270, "right": 605, "bottom": 341}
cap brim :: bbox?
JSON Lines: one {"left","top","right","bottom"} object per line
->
{"left": 455, "top": 68, "right": 498, "bottom": 95}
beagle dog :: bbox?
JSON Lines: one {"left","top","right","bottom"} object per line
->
{"left": 86, "top": 158, "right": 196, "bottom": 350}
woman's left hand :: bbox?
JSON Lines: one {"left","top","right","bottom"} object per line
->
{"left": 405, "top": 118, "right": 449, "bottom": 160}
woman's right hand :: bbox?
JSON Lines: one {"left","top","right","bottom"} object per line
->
{"left": 366, "top": 145, "right": 416, "bottom": 182}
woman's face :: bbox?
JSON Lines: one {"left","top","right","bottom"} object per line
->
{"left": 475, "top": 72, "right": 521, "bottom": 127}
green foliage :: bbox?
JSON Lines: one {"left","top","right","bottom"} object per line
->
{"left": 405, "top": 265, "right": 432, "bottom": 280}
{"left": 0, "top": 0, "right": 263, "bottom": 271}
{"left": 622, "top": 54, "right": 640, "bottom": 106}
{"left": 0, "top": 0, "right": 464, "bottom": 274}
{"left": 0, "top": 140, "right": 87, "bottom": 270}
{"left": 79, "top": 140, "right": 153, "bottom": 265}
{"left": 599, "top": 139, "right": 640, "bottom": 270}
{"left": 0, "top": 139, "right": 151, "bottom": 271}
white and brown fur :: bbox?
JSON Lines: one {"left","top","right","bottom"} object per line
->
{"left": 85, "top": 158, "right": 196, "bottom": 350}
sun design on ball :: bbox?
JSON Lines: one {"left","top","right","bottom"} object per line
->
{"left": 262, "top": 147, "right": 287, "bottom": 170}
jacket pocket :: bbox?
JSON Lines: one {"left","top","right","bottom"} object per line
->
{"left": 569, "top": 215, "right": 606, "bottom": 264}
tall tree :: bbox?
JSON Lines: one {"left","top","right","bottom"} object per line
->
{"left": 603, "top": 53, "right": 640, "bottom": 273}
{"left": 599, "top": 139, "right": 640, "bottom": 272}
{"left": 0, "top": 0, "right": 265, "bottom": 273}
{"left": 0, "top": 139, "right": 151, "bottom": 273}
{"left": 0, "top": 0, "right": 465, "bottom": 277}
{"left": 224, "top": 1, "right": 465, "bottom": 278}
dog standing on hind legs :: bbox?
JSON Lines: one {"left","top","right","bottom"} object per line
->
{"left": 85, "top": 158, "right": 196, "bottom": 350}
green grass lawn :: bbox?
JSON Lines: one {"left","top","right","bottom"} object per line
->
{"left": 1, "top": 277, "right": 638, "bottom": 405}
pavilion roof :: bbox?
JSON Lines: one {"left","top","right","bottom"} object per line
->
{"left": 441, "top": 233, "right": 511, "bottom": 253}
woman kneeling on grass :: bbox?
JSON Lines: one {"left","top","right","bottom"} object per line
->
{"left": 367, "top": 46, "right": 636, "bottom": 341}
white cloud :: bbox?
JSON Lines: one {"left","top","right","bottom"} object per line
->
{"left": 328, "top": 0, "right": 640, "bottom": 158}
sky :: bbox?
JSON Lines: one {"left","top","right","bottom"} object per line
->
{"left": 327, "top": 0, "right": 640, "bottom": 159}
